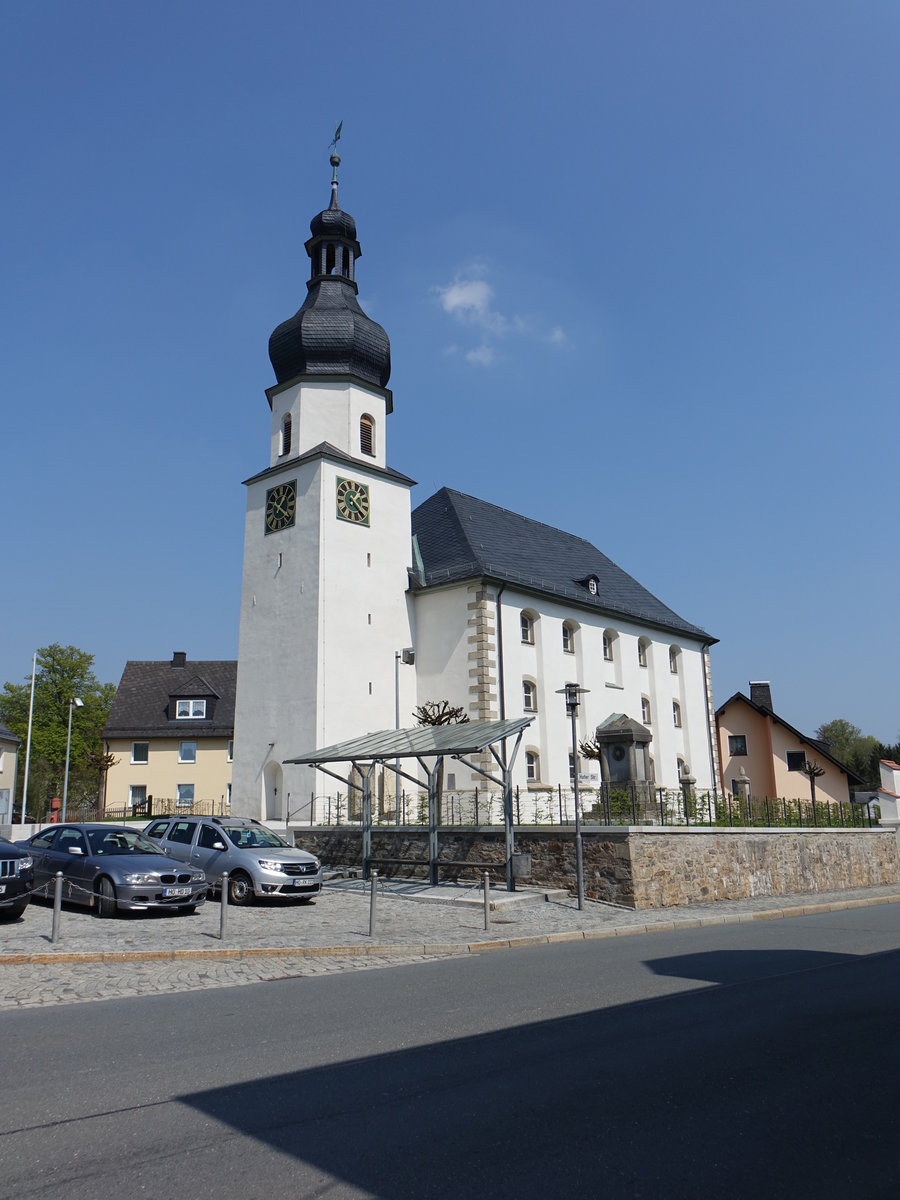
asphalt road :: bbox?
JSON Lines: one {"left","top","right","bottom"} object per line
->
{"left": 3, "top": 904, "right": 900, "bottom": 1199}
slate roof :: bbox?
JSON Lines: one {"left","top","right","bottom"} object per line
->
{"left": 103, "top": 657, "right": 237, "bottom": 740}
{"left": 0, "top": 722, "right": 20, "bottom": 746}
{"left": 715, "top": 691, "right": 865, "bottom": 784}
{"left": 268, "top": 184, "right": 391, "bottom": 390}
{"left": 410, "top": 488, "right": 714, "bottom": 643}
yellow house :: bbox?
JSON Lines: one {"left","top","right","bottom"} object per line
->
{"left": 716, "top": 681, "right": 861, "bottom": 806}
{"left": 103, "top": 652, "right": 235, "bottom": 818}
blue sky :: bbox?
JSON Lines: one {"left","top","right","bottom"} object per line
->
{"left": 2, "top": 1, "right": 898, "bottom": 742}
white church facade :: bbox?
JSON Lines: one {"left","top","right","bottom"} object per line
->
{"left": 231, "top": 153, "right": 720, "bottom": 823}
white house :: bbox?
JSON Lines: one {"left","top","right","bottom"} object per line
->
{"left": 231, "top": 152, "right": 720, "bottom": 822}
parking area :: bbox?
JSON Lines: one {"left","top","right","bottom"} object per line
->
{"left": 4, "top": 879, "right": 900, "bottom": 1010}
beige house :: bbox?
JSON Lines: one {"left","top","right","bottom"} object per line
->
{"left": 0, "top": 722, "right": 20, "bottom": 823}
{"left": 103, "top": 652, "right": 235, "bottom": 818}
{"left": 716, "top": 681, "right": 861, "bottom": 806}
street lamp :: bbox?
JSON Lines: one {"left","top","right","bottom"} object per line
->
{"left": 61, "top": 697, "right": 84, "bottom": 823}
{"left": 558, "top": 683, "right": 588, "bottom": 910}
{"left": 394, "top": 648, "right": 415, "bottom": 824}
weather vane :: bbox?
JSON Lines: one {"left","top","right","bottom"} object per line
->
{"left": 329, "top": 120, "right": 343, "bottom": 184}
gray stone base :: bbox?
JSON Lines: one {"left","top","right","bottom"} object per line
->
{"left": 292, "top": 825, "right": 900, "bottom": 910}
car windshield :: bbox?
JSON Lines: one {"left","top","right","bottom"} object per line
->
{"left": 223, "top": 826, "right": 289, "bottom": 849}
{"left": 86, "top": 828, "right": 163, "bottom": 856}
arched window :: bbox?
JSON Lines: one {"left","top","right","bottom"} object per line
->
{"left": 669, "top": 646, "right": 680, "bottom": 674}
{"left": 342, "top": 247, "right": 352, "bottom": 278}
{"left": 641, "top": 696, "right": 652, "bottom": 725}
{"left": 280, "top": 413, "right": 292, "bottom": 457}
{"left": 520, "top": 611, "right": 535, "bottom": 645}
{"left": 525, "top": 749, "right": 540, "bottom": 783}
{"left": 325, "top": 243, "right": 336, "bottom": 274}
{"left": 523, "top": 679, "right": 538, "bottom": 713}
{"left": 360, "top": 413, "right": 375, "bottom": 457}
{"left": 638, "top": 637, "right": 650, "bottom": 668}
{"left": 673, "top": 701, "right": 682, "bottom": 728}
{"left": 602, "top": 629, "right": 617, "bottom": 663}
{"left": 562, "top": 621, "right": 576, "bottom": 654}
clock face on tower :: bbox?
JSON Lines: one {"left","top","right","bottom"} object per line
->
{"left": 335, "top": 477, "right": 370, "bottom": 526}
{"left": 264, "top": 480, "right": 297, "bottom": 534}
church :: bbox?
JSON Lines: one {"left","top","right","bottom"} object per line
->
{"left": 230, "top": 151, "right": 720, "bottom": 823}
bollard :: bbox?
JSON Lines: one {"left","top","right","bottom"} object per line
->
{"left": 483, "top": 871, "right": 490, "bottom": 931}
{"left": 368, "top": 870, "right": 378, "bottom": 938}
{"left": 219, "top": 872, "right": 229, "bottom": 941}
{"left": 51, "top": 872, "right": 63, "bottom": 943}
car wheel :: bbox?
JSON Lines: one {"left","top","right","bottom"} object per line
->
{"left": 227, "top": 872, "right": 254, "bottom": 906}
{"left": 96, "top": 877, "right": 118, "bottom": 918}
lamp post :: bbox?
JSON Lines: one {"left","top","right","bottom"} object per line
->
{"left": 61, "top": 697, "right": 84, "bottom": 823}
{"left": 394, "top": 648, "right": 415, "bottom": 823}
{"left": 558, "top": 684, "right": 588, "bottom": 910}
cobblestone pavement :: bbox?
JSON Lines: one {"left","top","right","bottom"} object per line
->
{"left": 2, "top": 879, "right": 900, "bottom": 1009}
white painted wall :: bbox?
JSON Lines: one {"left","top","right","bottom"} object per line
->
{"left": 232, "top": 435, "right": 414, "bottom": 820}
{"left": 410, "top": 581, "right": 716, "bottom": 794}
{"left": 269, "top": 379, "right": 389, "bottom": 469}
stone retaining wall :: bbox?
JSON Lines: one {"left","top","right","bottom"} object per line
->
{"left": 294, "top": 826, "right": 900, "bottom": 910}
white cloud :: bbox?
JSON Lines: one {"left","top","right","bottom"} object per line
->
{"left": 466, "top": 344, "right": 496, "bottom": 367}
{"left": 432, "top": 268, "right": 565, "bottom": 366}
{"left": 437, "top": 278, "right": 494, "bottom": 319}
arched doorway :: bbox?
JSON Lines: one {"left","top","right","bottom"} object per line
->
{"left": 263, "top": 760, "right": 284, "bottom": 821}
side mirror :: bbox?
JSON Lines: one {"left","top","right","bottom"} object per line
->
{"left": 67, "top": 846, "right": 84, "bottom": 856}
{"left": 213, "top": 841, "right": 227, "bottom": 851}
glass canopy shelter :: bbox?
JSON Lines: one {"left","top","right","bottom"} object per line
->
{"left": 283, "top": 717, "right": 533, "bottom": 890}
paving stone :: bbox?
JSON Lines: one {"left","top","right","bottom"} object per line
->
{"left": 1, "top": 880, "right": 899, "bottom": 1010}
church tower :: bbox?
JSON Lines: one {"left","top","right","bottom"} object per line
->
{"left": 231, "top": 149, "right": 415, "bottom": 821}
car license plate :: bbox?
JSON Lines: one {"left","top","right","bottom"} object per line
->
{"left": 292, "top": 878, "right": 315, "bottom": 888}
{"left": 163, "top": 886, "right": 191, "bottom": 897}
{"left": 0, "top": 885, "right": 5, "bottom": 895}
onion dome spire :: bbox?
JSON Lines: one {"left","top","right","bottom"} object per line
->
{"left": 268, "top": 138, "right": 391, "bottom": 390}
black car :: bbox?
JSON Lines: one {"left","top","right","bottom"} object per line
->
{"left": 20, "top": 824, "right": 207, "bottom": 917}
{"left": 0, "top": 836, "right": 34, "bottom": 920}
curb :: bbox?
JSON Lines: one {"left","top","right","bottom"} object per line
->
{"left": 3, "top": 892, "right": 900, "bottom": 966}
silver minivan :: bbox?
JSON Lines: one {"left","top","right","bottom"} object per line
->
{"left": 145, "top": 816, "right": 321, "bottom": 906}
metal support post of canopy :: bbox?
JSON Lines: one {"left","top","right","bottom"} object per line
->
{"left": 283, "top": 717, "right": 534, "bottom": 892}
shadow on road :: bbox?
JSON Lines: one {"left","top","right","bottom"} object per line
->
{"left": 178, "top": 945, "right": 900, "bottom": 1198}
{"left": 645, "top": 947, "right": 854, "bottom": 984}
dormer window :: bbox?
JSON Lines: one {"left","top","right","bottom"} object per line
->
{"left": 587, "top": 576, "right": 599, "bottom": 596}
{"left": 176, "top": 699, "right": 206, "bottom": 719}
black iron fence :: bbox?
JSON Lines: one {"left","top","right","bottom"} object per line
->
{"left": 321, "top": 782, "right": 877, "bottom": 830}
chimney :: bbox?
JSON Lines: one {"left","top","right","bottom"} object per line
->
{"left": 750, "top": 681, "right": 773, "bottom": 711}
{"left": 172, "top": 651, "right": 187, "bottom": 669}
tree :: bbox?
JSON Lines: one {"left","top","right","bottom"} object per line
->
{"left": 414, "top": 700, "right": 470, "bottom": 823}
{"left": 0, "top": 645, "right": 116, "bottom": 820}
{"left": 815, "top": 718, "right": 882, "bottom": 791}
{"left": 800, "top": 758, "right": 826, "bottom": 808}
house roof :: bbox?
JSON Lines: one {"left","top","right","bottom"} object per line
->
{"left": 715, "top": 691, "right": 866, "bottom": 785}
{"left": 410, "top": 488, "right": 714, "bottom": 643}
{"left": 0, "top": 722, "right": 20, "bottom": 747}
{"left": 103, "top": 657, "right": 237, "bottom": 740}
